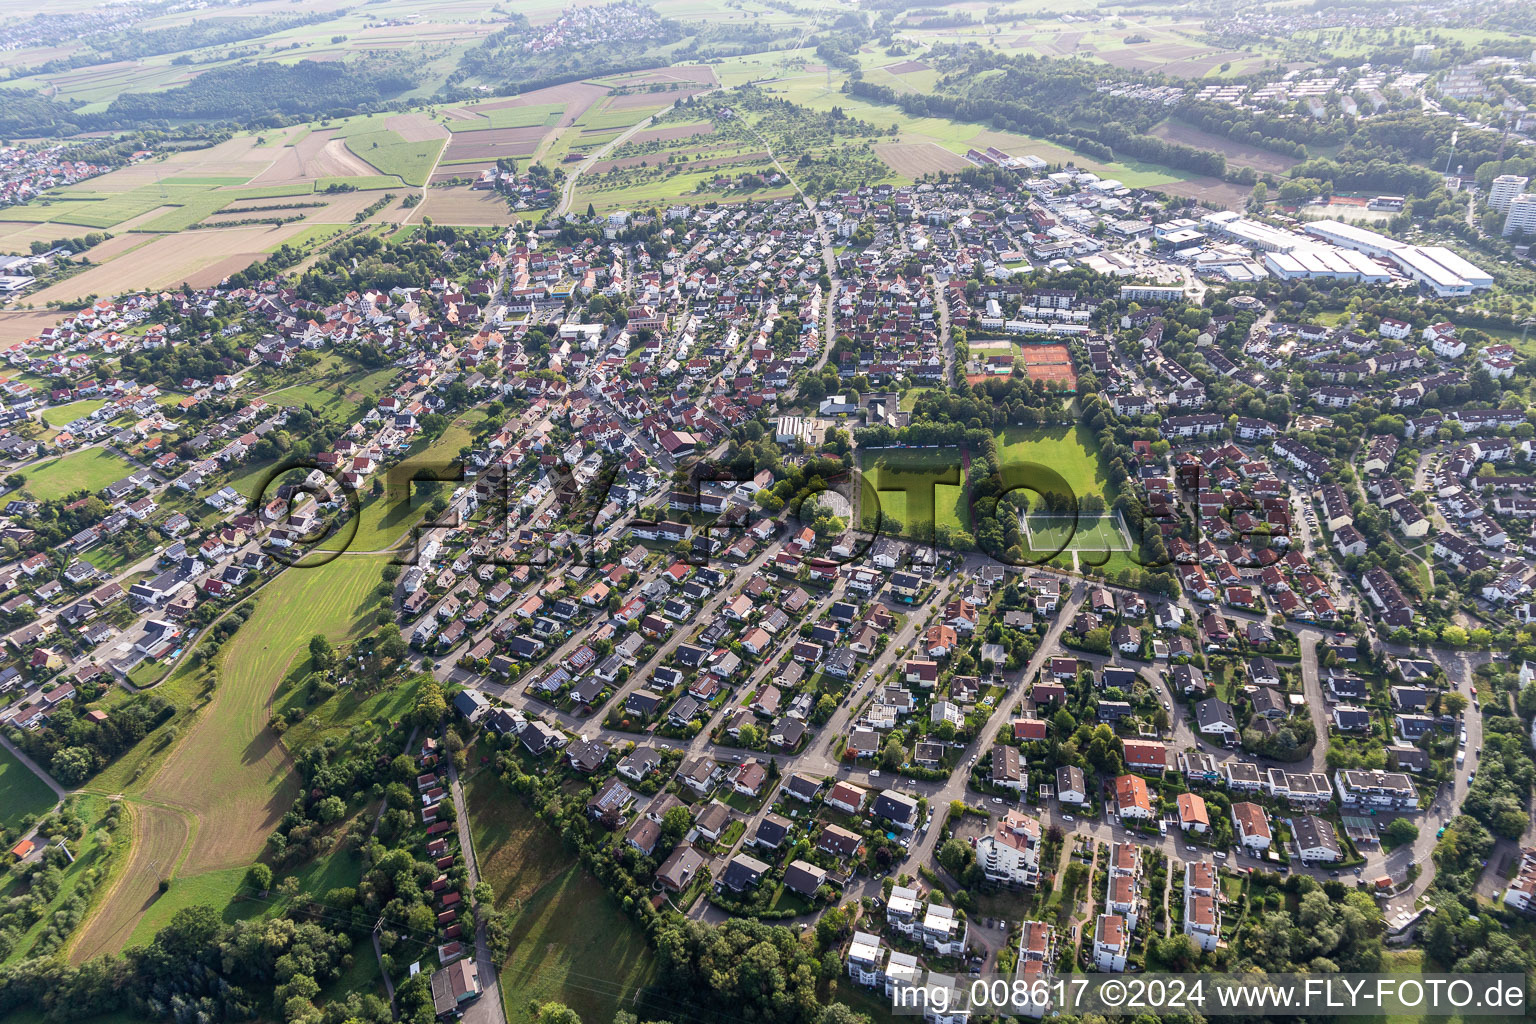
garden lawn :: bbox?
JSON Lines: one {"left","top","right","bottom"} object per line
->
{"left": 20, "top": 448, "right": 138, "bottom": 502}
{"left": 996, "top": 423, "right": 1116, "bottom": 503}
{"left": 859, "top": 447, "right": 968, "bottom": 539}
{"left": 320, "top": 410, "right": 489, "bottom": 554}
{"left": 0, "top": 746, "right": 55, "bottom": 831}
{"left": 261, "top": 382, "right": 367, "bottom": 421}
{"left": 40, "top": 398, "right": 109, "bottom": 427}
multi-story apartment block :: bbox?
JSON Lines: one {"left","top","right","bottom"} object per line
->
{"left": 976, "top": 810, "right": 1043, "bottom": 886}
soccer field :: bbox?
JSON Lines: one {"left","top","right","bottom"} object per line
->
{"left": 1024, "top": 513, "right": 1131, "bottom": 553}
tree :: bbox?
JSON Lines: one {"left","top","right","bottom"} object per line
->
{"left": 246, "top": 862, "right": 273, "bottom": 892}
{"left": 378, "top": 623, "right": 409, "bottom": 663}
{"left": 815, "top": 905, "right": 852, "bottom": 948}
{"left": 309, "top": 634, "right": 335, "bottom": 671}
{"left": 816, "top": 1004, "right": 871, "bottom": 1024}
{"left": 50, "top": 745, "right": 96, "bottom": 784}
{"left": 880, "top": 737, "right": 904, "bottom": 770}
{"left": 1383, "top": 817, "right": 1419, "bottom": 850}
{"left": 313, "top": 795, "right": 346, "bottom": 824}
{"left": 413, "top": 680, "right": 447, "bottom": 727}
{"left": 661, "top": 805, "right": 692, "bottom": 845}
{"left": 938, "top": 838, "right": 974, "bottom": 875}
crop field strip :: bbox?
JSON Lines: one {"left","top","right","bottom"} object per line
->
{"left": 442, "top": 102, "right": 564, "bottom": 133}
{"left": 73, "top": 551, "right": 390, "bottom": 959}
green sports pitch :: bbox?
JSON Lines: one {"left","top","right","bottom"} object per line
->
{"left": 1023, "top": 512, "right": 1131, "bottom": 554}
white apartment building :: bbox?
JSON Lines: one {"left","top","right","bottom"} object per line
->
{"left": 1504, "top": 193, "right": 1536, "bottom": 237}
{"left": 847, "top": 931, "right": 887, "bottom": 987}
{"left": 1490, "top": 174, "right": 1530, "bottom": 214}
{"left": 1183, "top": 861, "right": 1222, "bottom": 952}
{"left": 1093, "top": 913, "right": 1128, "bottom": 971}
{"left": 976, "top": 810, "right": 1043, "bottom": 886}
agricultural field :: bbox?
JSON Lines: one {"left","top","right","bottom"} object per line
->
{"left": 434, "top": 81, "right": 614, "bottom": 172}
{"left": 467, "top": 776, "right": 657, "bottom": 1024}
{"left": 591, "top": 64, "right": 719, "bottom": 89}
{"left": 250, "top": 131, "right": 381, "bottom": 186}
{"left": 7, "top": 130, "right": 414, "bottom": 239}
{"left": 873, "top": 141, "right": 971, "bottom": 177}
{"left": 19, "top": 448, "right": 139, "bottom": 503}
{"left": 897, "top": 12, "right": 1268, "bottom": 77}
{"left": 438, "top": 127, "right": 551, "bottom": 166}
{"left": 0, "top": 311, "right": 68, "bottom": 345}
{"left": 68, "top": 801, "right": 190, "bottom": 961}
{"left": 340, "top": 128, "right": 446, "bottom": 187}
{"left": 208, "top": 188, "right": 407, "bottom": 226}
{"left": 0, "top": 124, "right": 435, "bottom": 299}
{"left": 24, "top": 223, "right": 313, "bottom": 305}
{"left": 1151, "top": 118, "right": 1299, "bottom": 175}
{"left": 72, "top": 551, "right": 389, "bottom": 959}
{"left": 1151, "top": 176, "right": 1254, "bottom": 209}
{"left": 117, "top": 793, "right": 384, "bottom": 950}
{"left": 444, "top": 103, "right": 565, "bottom": 135}
{"left": 0, "top": 746, "right": 56, "bottom": 832}
{"left": 413, "top": 190, "right": 524, "bottom": 226}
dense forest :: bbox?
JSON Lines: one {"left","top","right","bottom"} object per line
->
{"left": 0, "top": 906, "right": 378, "bottom": 1024}
{"left": 88, "top": 13, "right": 341, "bottom": 65}
{"left": 0, "top": 88, "right": 87, "bottom": 138}
{"left": 848, "top": 48, "right": 1229, "bottom": 179}
{"left": 6, "top": 12, "right": 345, "bottom": 78}
{"left": 98, "top": 60, "right": 419, "bottom": 127}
